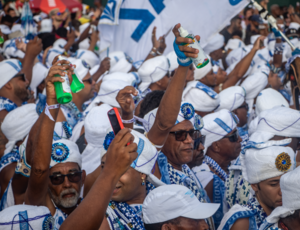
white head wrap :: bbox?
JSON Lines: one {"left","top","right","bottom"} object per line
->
{"left": 203, "top": 33, "right": 224, "bottom": 54}
{"left": 46, "top": 47, "right": 64, "bottom": 68}
{"left": 76, "top": 49, "right": 100, "bottom": 69}
{"left": 255, "top": 88, "right": 289, "bottom": 115}
{"left": 225, "top": 39, "right": 245, "bottom": 51}
{"left": 109, "top": 51, "right": 133, "bottom": 74}
{"left": 289, "top": 22, "right": 300, "bottom": 30}
{"left": 79, "top": 38, "right": 90, "bottom": 50}
{"left": 138, "top": 56, "right": 169, "bottom": 92}
{"left": 0, "top": 205, "right": 54, "bottom": 230}
{"left": 53, "top": 38, "right": 67, "bottom": 49}
{"left": 202, "top": 109, "right": 239, "bottom": 152}
{"left": 30, "top": 63, "right": 48, "bottom": 98}
{"left": 166, "top": 51, "right": 179, "bottom": 72}
{"left": 39, "top": 19, "right": 52, "bottom": 33}
{"left": 79, "top": 23, "right": 90, "bottom": 34}
{"left": 71, "top": 58, "right": 90, "bottom": 81}
{"left": 3, "top": 39, "right": 25, "bottom": 59}
{"left": 102, "top": 72, "right": 137, "bottom": 87}
{"left": 216, "top": 86, "right": 246, "bottom": 112}
{"left": 250, "top": 35, "right": 261, "bottom": 45}
{"left": 50, "top": 139, "right": 82, "bottom": 168}
{"left": 1, "top": 104, "right": 38, "bottom": 155}
{"left": 82, "top": 104, "right": 112, "bottom": 175}
{"left": 226, "top": 59, "right": 252, "bottom": 79}
{"left": 241, "top": 146, "right": 295, "bottom": 184}
{"left": 0, "top": 59, "right": 22, "bottom": 89}
{"left": 225, "top": 46, "right": 252, "bottom": 67}
{"left": 182, "top": 81, "right": 220, "bottom": 112}
{"left": 0, "top": 24, "right": 11, "bottom": 34}
{"left": 143, "top": 102, "right": 204, "bottom": 133}
{"left": 250, "top": 106, "right": 300, "bottom": 143}
{"left": 267, "top": 166, "right": 300, "bottom": 224}
{"left": 194, "top": 56, "right": 212, "bottom": 80}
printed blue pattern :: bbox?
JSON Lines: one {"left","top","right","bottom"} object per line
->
{"left": 196, "top": 82, "right": 218, "bottom": 99}
{"left": 0, "top": 97, "right": 18, "bottom": 112}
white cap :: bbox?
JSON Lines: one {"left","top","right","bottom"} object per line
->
{"left": 0, "top": 24, "right": 11, "bottom": 35}
{"left": 39, "top": 19, "right": 52, "bottom": 33}
{"left": 71, "top": 59, "right": 90, "bottom": 81}
{"left": 255, "top": 88, "right": 289, "bottom": 115}
{"left": 216, "top": 86, "right": 246, "bottom": 112}
{"left": 77, "top": 49, "right": 100, "bottom": 69}
{"left": 166, "top": 51, "right": 179, "bottom": 72}
{"left": 142, "top": 184, "right": 220, "bottom": 224}
{"left": 225, "top": 38, "right": 245, "bottom": 51}
{"left": 182, "top": 81, "right": 219, "bottom": 112}
{"left": 138, "top": 56, "right": 169, "bottom": 92}
{"left": 178, "top": 26, "right": 189, "bottom": 37}
{"left": 0, "top": 59, "right": 22, "bottom": 89}
{"left": 50, "top": 139, "right": 82, "bottom": 168}
{"left": 203, "top": 33, "right": 225, "bottom": 54}
{"left": 0, "top": 205, "right": 54, "bottom": 230}
{"left": 241, "top": 146, "right": 295, "bottom": 184}
{"left": 2, "top": 104, "right": 38, "bottom": 155}
{"left": 194, "top": 56, "right": 212, "bottom": 80}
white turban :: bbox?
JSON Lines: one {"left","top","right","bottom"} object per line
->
{"left": 71, "top": 59, "right": 90, "bottom": 81}
{"left": 182, "top": 81, "right": 220, "bottom": 112}
{"left": 53, "top": 38, "right": 67, "bottom": 49}
{"left": 30, "top": 63, "right": 48, "bottom": 98}
{"left": 86, "top": 80, "right": 130, "bottom": 111}
{"left": 250, "top": 35, "right": 261, "bottom": 45}
{"left": 0, "top": 25, "right": 11, "bottom": 35}
{"left": 289, "top": 22, "right": 300, "bottom": 30}
{"left": 194, "top": 56, "right": 212, "bottom": 81}
{"left": 225, "top": 39, "right": 245, "bottom": 51}
{"left": 0, "top": 59, "right": 22, "bottom": 89}
{"left": 202, "top": 109, "right": 239, "bottom": 152}
{"left": 216, "top": 86, "right": 246, "bottom": 112}
{"left": 3, "top": 39, "right": 25, "bottom": 59}
{"left": 225, "top": 46, "right": 251, "bottom": 67}
{"left": 267, "top": 166, "right": 300, "bottom": 224}
{"left": 102, "top": 72, "right": 137, "bottom": 87}
{"left": 250, "top": 106, "right": 300, "bottom": 143}
{"left": 46, "top": 47, "right": 64, "bottom": 68}
{"left": 241, "top": 70, "right": 268, "bottom": 100}
{"left": 203, "top": 33, "right": 225, "bottom": 54}
{"left": 79, "top": 38, "right": 90, "bottom": 50}
{"left": 248, "top": 116, "right": 258, "bottom": 136}
{"left": 82, "top": 104, "right": 112, "bottom": 175}
{"left": 50, "top": 139, "right": 82, "bottom": 168}
{"left": 255, "top": 88, "right": 289, "bottom": 115}
{"left": 226, "top": 60, "right": 252, "bottom": 79}
{"left": 241, "top": 146, "right": 295, "bottom": 184}
{"left": 166, "top": 51, "right": 179, "bottom": 72}
{"left": 143, "top": 102, "right": 204, "bottom": 133}
{"left": 138, "top": 56, "right": 169, "bottom": 92}
{"left": 1, "top": 104, "right": 38, "bottom": 155}
{"left": 109, "top": 51, "right": 133, "bottom": 74}
{"left": 0, "top": 205, "right": 54, "bottom": 230}
{"left": 77, "top": 49, "right": 100, "bottom": 69}
{"left": 39, "top": 19, "right": 52, "bottom": 33}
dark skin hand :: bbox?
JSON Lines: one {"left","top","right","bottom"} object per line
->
{"left": 144, "top": 26, "right": 167, "bottom": 61}
{"left": 92, "top": 57, "right": 110, "bottom": 82}
{"left": 0, "top": 110, "right": 8, "bottom": 158}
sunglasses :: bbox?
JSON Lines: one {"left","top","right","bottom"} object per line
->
{"left": 223, "top": 130, "right": 240, "bottom": 142}
{"left": 13, "top": 73, "right": 26, "bottom": 82}
{"left": 82, "top": 77, "right": 93, "bottom": 84}
{"left": 237, "top": 103, "right": 249, "bottom": 111}
{"left": 49, "top": 171, "right": 82, "bottom": 185}
{"left": 170, "top": 129, "right": 200, "bottom": 141}
{"left": 194, "top": 135, "right": 206, "bottom": 150}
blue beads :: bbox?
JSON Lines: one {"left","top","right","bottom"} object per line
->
{"left": 56, "top": 148, "right": 63, "bottom": 156}
{"left": 51, "top": 143, "right": 70, "bottom": 163}
{"left": 282, "top": 160, "right": 286, "bottom": 165}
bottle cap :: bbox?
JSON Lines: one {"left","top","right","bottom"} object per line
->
{"left": 178, "top": 27, "right": 189, "bottom": 37}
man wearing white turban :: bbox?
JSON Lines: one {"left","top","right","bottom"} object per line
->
{"left": 218, "top": 146, "right": 295, "bottom": 230}
{"left": 203, "top": 33, "right": 225, "bottom": 66}
{"left": 194, "top": 109, "right": 241, "bottom": 228}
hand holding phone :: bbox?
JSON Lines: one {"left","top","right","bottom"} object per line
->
{"left": 108, "top": 108, "right": 124, "bottom": 135}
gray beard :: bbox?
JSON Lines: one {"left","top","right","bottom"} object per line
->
{"left": 49, "top": 188, "right": 79, "bottom": 209}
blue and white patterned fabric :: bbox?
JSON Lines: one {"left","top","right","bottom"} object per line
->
{"left": 53, "top": 207, "right": 67, "bottom": 230}
{"left": 106, "top": 201, "right": 145, "bottom": 230}
{"left": 100, "top": 0, "right": 123, "bottom": 25}
{"left": 60, "top": 102, "right": 88, "bottom": 129}
{"left": 0, "top": 97, "right": 18, "bottom": 112}
{"left": 0, "top": 179, "right": 14, "bottom": 211}
{"left": 21, "top": 1, "right": 36, "bottom": 40}
{"left": 237, "top": 125, "right": 249, "bottom": 150}
{"left": 0, "top": 145, "right": 20, "bottom": 173}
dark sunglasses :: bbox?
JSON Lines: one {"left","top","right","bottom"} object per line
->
{"left": 237, "top": 103, "right": 249, "bottom": 111}
{"left": 13, "top": 73, "right": 26, "bottom": 82}
{"left": 194, "top": 135, "right": 206, "bottom": 150}
{"left": 170, "top": 129, "right": 200, "bottom": 141}
{"left": 49, "top": 171, "right": 82, "bottom": 185}
{"left": 223, "top": 130, "right": 239, "bottom": 142}
{"left": 82, "top": 77, "right": 93, "bottom": 84}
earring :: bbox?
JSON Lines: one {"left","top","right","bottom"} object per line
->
{"left": 141, "top": 178, "right": 145, "bottom": 186}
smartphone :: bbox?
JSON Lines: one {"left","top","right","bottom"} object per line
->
{"left": 107, "top": 108, "right": 124, "bottom": 135}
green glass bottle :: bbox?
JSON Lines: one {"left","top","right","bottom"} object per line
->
{"left": 54, "top": 56, "right": 73, "bottom": 104}
{"left": 70, "top": 69, "right": 85, "bottom": 93}
{"left": 0, "top": 36, "right": 4, "bottom": 45}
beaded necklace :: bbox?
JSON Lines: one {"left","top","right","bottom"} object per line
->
{"left": 245, "top": 197, "right": 267, "bottom": 229}
{"left": 0, "top": 96, "right": 18, "bottom": 112}
{"left": 203, "top": 156, "right": 228, "bottom": 181}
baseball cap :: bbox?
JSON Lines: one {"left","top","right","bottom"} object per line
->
{"left": 142, "top": 184, "right": 219, "bottom": 224}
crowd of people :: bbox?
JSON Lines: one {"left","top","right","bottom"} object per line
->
{"left": 0, "top": 0, "right": 300, "bottom": 229}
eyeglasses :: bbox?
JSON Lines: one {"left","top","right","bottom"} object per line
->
{"left": 223, "top": 130, "right": 240, "bottom": 142}
{"left": 49, "top": 171, "right": 82, "bottom": 185}
{"left": 194, "top": 135, "right": 206, "bottom": 150}
{"left": 170, "top": 129, "right": 200, "bottom": 141}
{"left": 237, "top": 103, "right": 249, "bottom": 111}
{"left": 82, "top": 77, "right": 93, "bottom": 84}
{"left": 13, "top": 73, "right": 26, "bottom": 82}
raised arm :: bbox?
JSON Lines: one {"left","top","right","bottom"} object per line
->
{"left": 60, "top": 128, "right": 138, "bottom": 230}
{"left": 91, "top": 57, "right": 110, "bottom": 82}
{"left": 144, "top": 27, "right": 167, "bottom": 62}
{"left": 147, "top": 23, "right": 199, "bottom": 147}
{"left": 216, "top": 36, "right": 264, "bottom": 92}
{"left": 24, "top": 60, "right": 74, "bottom": 206}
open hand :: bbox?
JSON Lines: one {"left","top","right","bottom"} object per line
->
{"left": 152, "top": 27, "right": 166, "bottom": 54}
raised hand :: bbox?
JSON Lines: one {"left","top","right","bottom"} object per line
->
{"left": 152, "top": 26, "right": 167, "bottom": 55}
{"left": 25, "top": 36, "right": 43, "bottom": 58}
{"left": 99, "top": 57, "right": 110, "bottom": 73}
{"left": 15, "top": 38, "right": 27, "bottom": 52}
{"left": 253, "top": 36, "right": 266, "bottom": 51}
{"left": 116, "top": 86, "right": 138, "bottom": 116}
